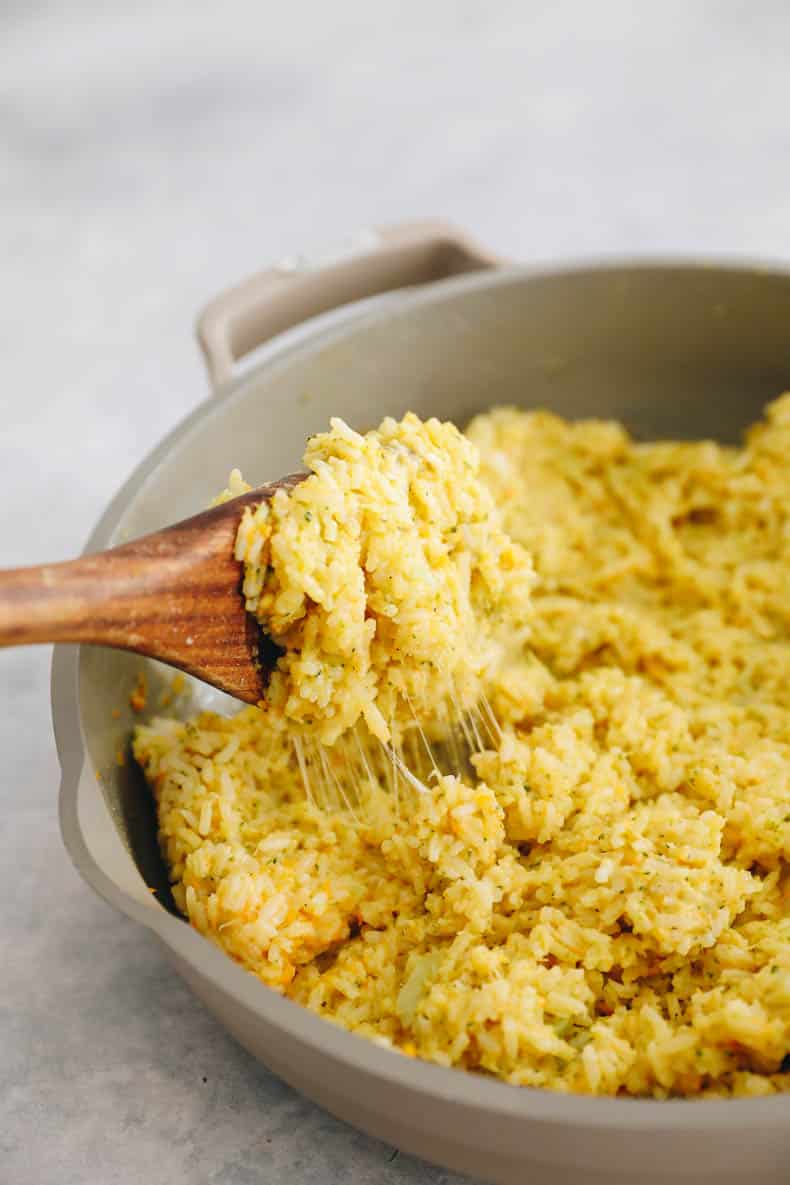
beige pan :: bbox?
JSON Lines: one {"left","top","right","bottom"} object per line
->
{"left": 55, "top": 222, "right": 790, "bottom": 1185}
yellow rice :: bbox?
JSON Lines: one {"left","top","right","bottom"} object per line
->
{"left": 133, "top": 402, "right": 790, "bottom": 1098}
{"left": 219, "top": 413, "right": 533, "bottom": 744}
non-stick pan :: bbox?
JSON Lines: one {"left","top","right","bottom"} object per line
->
{"left": 54, "top": 221, "right": 790, "bottom": 1185}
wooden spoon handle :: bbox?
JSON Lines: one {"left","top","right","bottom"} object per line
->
{"left": 0, "top": 502, "right": 244, "bottom": 694}
{"left": 0, "top": 477, "right": 302, "bottom": 701}
{"left": 0, "top": 544, "right": 217, "bottom": 648}
{"left": 0, "top": 513, "right": 266, "bottom": 701}
{"left": 0, "top": 512, "right": 246, "bottom": 659}
{"left": 0, "top": 553, "right": 138, "bottom": 647}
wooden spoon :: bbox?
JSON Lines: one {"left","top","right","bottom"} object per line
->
{"left": 0, "top": 476, "right": 303, "bottom": 703}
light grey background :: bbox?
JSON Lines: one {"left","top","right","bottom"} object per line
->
{"left": 3, "top": 3, "right": 790, "bottom": 1183}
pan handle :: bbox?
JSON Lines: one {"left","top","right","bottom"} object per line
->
{"left": 196, "top": 219, "right": 501, "bottom": 390}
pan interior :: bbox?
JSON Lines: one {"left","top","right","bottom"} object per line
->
{"left": 77, "top": 262, "right": 790, "bottom": 901}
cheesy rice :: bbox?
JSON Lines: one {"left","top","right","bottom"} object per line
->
{"left": 133, "top": 402, "right": 790, "bottom": 1098}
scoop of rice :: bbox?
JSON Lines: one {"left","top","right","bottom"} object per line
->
{"left": 230, "top": 413, "right": 534, "bottom": 744}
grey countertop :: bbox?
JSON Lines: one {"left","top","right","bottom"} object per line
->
{"left": 3, "top": 3, "right": 790, "bottom": 1182}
